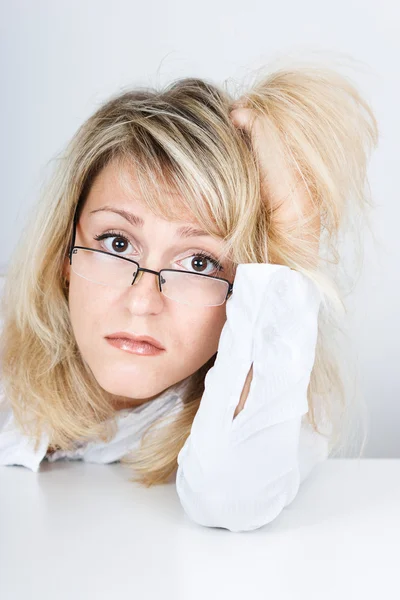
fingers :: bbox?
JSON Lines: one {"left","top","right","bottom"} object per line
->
{"left": 229, "top": 107, "right": 257, "bottom": 132}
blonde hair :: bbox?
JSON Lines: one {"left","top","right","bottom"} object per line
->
{"left": 0, "top": 54, "right": 379, "bottom": 486}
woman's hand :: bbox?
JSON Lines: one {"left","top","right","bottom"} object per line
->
{"left": 230, "top": 104, "right": 297, "bottom": 213}
{"left": 229, "top": 103, "right": 321, "bottom": 260}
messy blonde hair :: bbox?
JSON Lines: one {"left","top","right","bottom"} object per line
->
{"left": 0, "top": 53, "right": 379, "bottom": 486}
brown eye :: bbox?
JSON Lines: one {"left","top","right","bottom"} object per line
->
{"left": 94, "top": 231, "right": 135, "bottom": 256}
{"left": 191, "top": 255, "right": 209, "bottom": 273}
{"left": 111, "top": 237, "right": 128, "bottom": 253}
{"left": 179, "top": 252, "right": 223, "bottom": 276}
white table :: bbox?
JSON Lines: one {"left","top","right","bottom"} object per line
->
{"left": 1, "top": 459, "right": 399, "bottom": 599}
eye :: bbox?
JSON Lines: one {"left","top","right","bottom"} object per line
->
{"left": 93, "top": 230, "right": 135, "bottom": 256}
{"left": 178, "top": 252, "right": 224, "bottom": 276}
{"left": 93, "top": 231, "right": 224, "bottom": 276}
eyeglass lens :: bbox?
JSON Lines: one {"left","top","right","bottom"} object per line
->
{"left": 70, "top": 248, "right": 229, "bottom": 307}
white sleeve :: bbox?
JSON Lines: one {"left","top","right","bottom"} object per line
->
{"left": 175, "top": 263, "right": 324, "bottom": 532}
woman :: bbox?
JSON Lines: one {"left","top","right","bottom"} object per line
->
{"left": 0, "top": 57, "right": 378, "bottom": 531}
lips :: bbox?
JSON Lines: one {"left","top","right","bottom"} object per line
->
{"left": 105, "top": 332, "right": 165, "bottom": 350}
{"left": 106, "top": 337, "right": 164, "bottom": 356}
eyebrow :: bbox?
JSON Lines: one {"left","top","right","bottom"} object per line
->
{"left": 89, "top": 206, "right": 211, "bottom": 238}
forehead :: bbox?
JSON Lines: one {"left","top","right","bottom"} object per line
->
{"left": 79, "top": 160, "right": 235, "bottom": 268}
{"left": 81, "top": 160, "right": 231, "bottom": 250}
{"left": 84, "top": 159, "right": 198, "bottom": 225}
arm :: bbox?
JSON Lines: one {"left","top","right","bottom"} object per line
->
{"left": 228, "top": 105, "right": 321, "bottom": 419}
{"left": 175, "top": 263, "right": 322, "bottom": 532}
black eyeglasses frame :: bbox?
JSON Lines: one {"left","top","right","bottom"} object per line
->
{"left": 68, "top": 207, "right": 234, "bottom": 304}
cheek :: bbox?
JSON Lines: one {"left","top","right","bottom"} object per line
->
{"left": 176, "top": 304, "right": 227, "bottom": 365}
{"left": 67, "top": 277, "right": 111, "bottom": 348}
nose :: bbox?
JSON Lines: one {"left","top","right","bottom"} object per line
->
{"left": 125, "top": 267, "right": 164, "bottom": 314}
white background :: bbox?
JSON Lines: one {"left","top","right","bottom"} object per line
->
{"left": 0, "top": 0, "right": 398, "bottom": 457}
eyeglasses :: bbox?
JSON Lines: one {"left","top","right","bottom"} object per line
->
{"left": 69, "top": 247, "right": 234, "bottom": 307}
{"left": 68, "top": 213, "right": 234, "bottom": 308}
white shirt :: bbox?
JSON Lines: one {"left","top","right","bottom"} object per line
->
{"left": 0, "top": 263, "right": 330, "bottom": 532}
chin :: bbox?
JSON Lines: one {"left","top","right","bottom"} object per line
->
{"left": 95, "top": 374, "right": 163, "bottom": 401}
